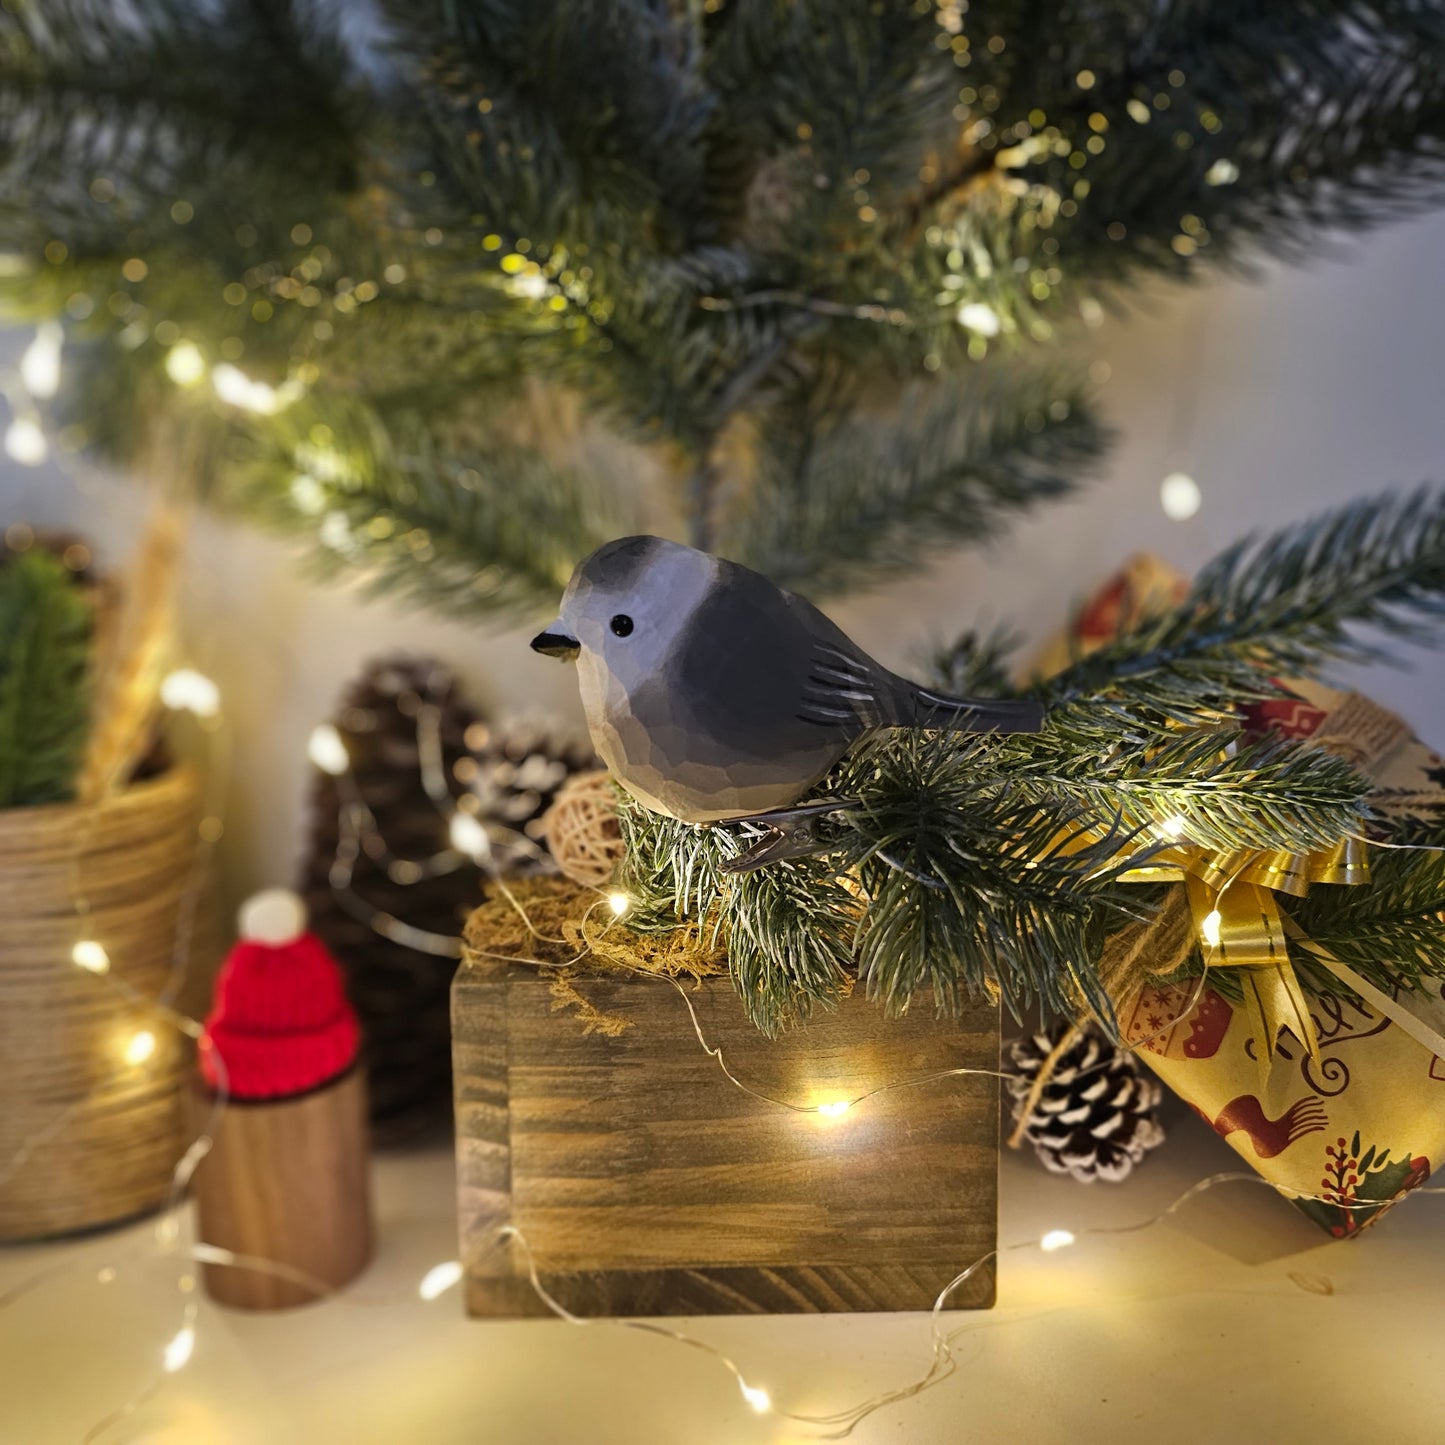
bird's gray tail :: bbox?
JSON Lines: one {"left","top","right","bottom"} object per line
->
{"left": 905, "top": 687, "right": 1045, "bottom": 734}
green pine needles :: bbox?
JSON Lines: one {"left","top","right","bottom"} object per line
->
{"left": 6, "top": 3, "right": 1445, "bottom": 614}
{"left": 0, "top": 550, "right": 93, "bottom": 809}
{"left": 618, "top": 491, "right": 1445, "bottom": 1034}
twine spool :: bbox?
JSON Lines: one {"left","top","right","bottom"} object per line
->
{"left": 541, "top": 771, "right": 626, "bottom": 888}
{"left": 0, "top": 765, "right": 205, "bottom": 1239}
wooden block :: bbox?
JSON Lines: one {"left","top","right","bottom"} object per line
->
{"left": 191, "top": 1069, "right": 374, "bottom": 1310}
{"left": 453, "top": 958, "right": 998, "bottom": 1317}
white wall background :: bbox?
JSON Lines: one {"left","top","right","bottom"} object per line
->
{"left": 4, "top": 211, "right": 1444, "bottom": 912}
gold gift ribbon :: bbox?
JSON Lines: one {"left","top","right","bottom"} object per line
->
{"left": 1036, "top": 606, "right": 1429, "bottom": 1060}
{"left": 1098, "top": 834, "right": 1374, "bottom": 1064}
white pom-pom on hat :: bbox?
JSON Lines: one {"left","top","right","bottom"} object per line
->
{"left": 238, "top": 888, "right": 308, "bottom": 947}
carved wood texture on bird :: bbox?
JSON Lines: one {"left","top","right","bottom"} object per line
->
{"left": 532, "top": 536, "right": 1042, "bottom": 824}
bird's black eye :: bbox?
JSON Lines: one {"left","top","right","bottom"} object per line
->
{"left": 610, "top": 614, "right": 635, "bottom": 637}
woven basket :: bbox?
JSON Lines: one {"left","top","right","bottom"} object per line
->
{"left": 0, "top": 765, "right": 205, "bottom": 1239}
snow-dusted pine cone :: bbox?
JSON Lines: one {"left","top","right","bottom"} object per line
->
{"left": 460, "top": 714, "right": 596, "bottom": 875}
{"left": 1006, "top": 1023, "right": 1166, "bottom": 1183}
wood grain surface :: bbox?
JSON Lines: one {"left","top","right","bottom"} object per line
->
{"left": 454, "top": 957, "right": 998, "bottom": 1318}
{"left": 191, "top": 1069, "right": 374, "bottom": 1310}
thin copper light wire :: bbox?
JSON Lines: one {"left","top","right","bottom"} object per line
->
{"left": 435, "top": 1175, "right": 1445, "bottom": 1440}
{"left": 0, "top": 665, "right": 233, "bottom": 1439}
{"left": 17, "top": 1169, "right": 1441, "bottom": 1443}
{"left": 479, "top": 876, "right": 1217, "bottom": 1114}
{"left": 6, "top": 975, "right": 1443, "bottom": 1441}
{"left": 0, "top": 704, "right": 230, "bottom": 1192}
{"left": 1347, "top": 831, "right": 1445, "bottom": 855}
{"left": 11, "top": 681, "right": 1438, "bottom": 1434}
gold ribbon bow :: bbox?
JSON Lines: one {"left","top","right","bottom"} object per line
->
{"left": 1112, "top": 836, "right": 1370, "bottom": 1063}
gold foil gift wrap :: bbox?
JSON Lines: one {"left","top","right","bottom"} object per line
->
{"left": 1042, "top": 563, "right": 1445, "bottom": 1236}
{"left": 1122, "top": 972, "right": 1441, "bottom": 1236}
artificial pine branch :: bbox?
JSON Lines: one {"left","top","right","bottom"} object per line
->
{"left": 617, "top": 800, "right": 859, "bottom": 1034}
{"left": 0, "top": 0, "right": 364, "bottom": 243}
{"left": 1290, "top": 850, "right": 1445, "bottom": 995}
{"left": 389, "top": 0, "right": 713, "bottom": 247}
{"left": 832, "top": 729, "right": 1136, "bottom": 1025}
{"left": 1001, "top": 727, "right": 1373, "bottom": 856}
{"left": 0, "top": 551, "right": 93, "bottom": 808}
{"left": 923, "top": 626, "right": 1023, "bottom": 700}
{"left": 723, "top": 376, "right": 1109, "bottom": 596}
{"left": 1042, "top": 489, "right": 1445, "bottom": 722}
{"left": 617, "top": 491, "right": 1445, "bottom": 1033}
{"left": 227, "top": 404, "right": 630, "bottom": 623}
{"left": 9, "top": 4, "right": 1445, "bottom": 618}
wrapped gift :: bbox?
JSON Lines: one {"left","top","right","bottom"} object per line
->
{"left": 1030, "top": 553, "right": 1190, "bottom": 680}
{"left": 1042, "top": 562, "right": 1445, "bottom": 1236}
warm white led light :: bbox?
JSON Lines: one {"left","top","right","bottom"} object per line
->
{"left": 740, "top": 1384, "right": 772, "bottom": 1414}
{"left": 212, "top": 363, "right": 303, "bottom": 415}
{"left": 159, "top": 668, "right": 221, "bottom": 718}
{"left": 162, "top": 1325, "right": 195, "bottom": 1373}
{"left": 307, "top": 723, "right": 350, "bottom": 776}
{"left": 607, "top": 892, "right": 630, "bottom": 917}
{"left": 418, "top": 1260, "right": 464, "bottom": 1301}
{"left": 1040, "top": 1229, "right": 1076, "bottom": 1252}
{"left": 449, "top": 812, "right": 490, "bottom": 861}
{"left": 1159, "top": 815, "right": 1187, "bottom": 839}
{"left": 1160, "top": 471, "right": 1202, "bottom": 521}
{"left": 71, "top": 940, "right": 111, "bottom": 974}
{"left": 956, "top": 301, "right": 1002, "bottom": 337}
{"left": 290, "top": 473, "right": 326, "bottom": 514}
{"left": 212, "top": 363, "right": 277, "bottom": 412}
{"left": 4, "top": 416, "right": 48, "bottom": 466}
{"left": 20, "top": 323, "right": 63, "bottom": 398}
{"left": 1200, "top": 909, "right": 1223, "bottom": 948}
{"left": 125, "top": 1030, "right": 157, "bottom": 1066}
{"left": 165, "top": 341, "right": 207, "bottom": 387}
{"left": 816, "top": 1100, "right": 851, "bottom": 1118}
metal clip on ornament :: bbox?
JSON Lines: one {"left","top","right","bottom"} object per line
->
{"left": 719, "top": 799, "right": 863, "bottom": 874}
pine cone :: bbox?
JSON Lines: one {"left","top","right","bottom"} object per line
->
{"left": 458, "top": 714, "right": 596, "bottom": 875}
{"left": 298, "top": 657, "right": 484, "bottom": 1142}
{"left": 1006, "top": 1023, "right": 1166, "bottom": 1184}
{"left": 297, "top": 658, "right": 594, "bottom": 1143}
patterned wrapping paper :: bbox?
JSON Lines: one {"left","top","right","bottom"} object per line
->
{"left": 1043, "top": 564, "right": 1445, "bottom": 1236}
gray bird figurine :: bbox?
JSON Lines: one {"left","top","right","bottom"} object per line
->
{"left": 531, "top": 536, "right": 1044, "bottom": 827}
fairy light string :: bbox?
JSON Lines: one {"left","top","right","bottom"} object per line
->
{"left": 0, "top": 662, "right": 230, "bottom": 1193}
{"left": 6, "top": 644, "right": 1441, "bottom": 1437}
{"left": 7, "top": 1158, "right": 1441, "bottom": 1443}
{"left": 0, "top": 636, "right": 232, "bottom": 1440}
{"left": 310, "top": 694, "right": 557, "bottom": 959}
{"left": 7, "top": 824, "right": 1444, "bottom": 1436}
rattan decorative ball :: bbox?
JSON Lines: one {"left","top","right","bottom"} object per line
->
{"left": 541, "top": 770, "right": 626, "bottom": 887}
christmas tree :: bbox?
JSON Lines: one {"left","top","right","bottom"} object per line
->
{"left": 4, "top": 1, "right": 1445, "bottom": 611}
{"left": 5, "top": 2, "right": 1445, "bottom": 1040}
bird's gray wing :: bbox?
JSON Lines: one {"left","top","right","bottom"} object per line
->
{"left": 669, "top": 562, "right": 900, "bottom": 754}
{"left": 795, "top": 637, "right": 898, "bottom": 729}
{"left": 784, "top": 592, "right": 905, "bottom": 731}
{"left": 785, "top": 588, "right": 1045, "bottom": 735}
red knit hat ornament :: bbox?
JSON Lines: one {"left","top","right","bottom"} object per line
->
{"left": 201, "top": 889, "right": 361, "bottom": 1100}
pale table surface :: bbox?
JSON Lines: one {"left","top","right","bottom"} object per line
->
{"left": 3, "top": 1099, "right": 1442, "bottom": 1445}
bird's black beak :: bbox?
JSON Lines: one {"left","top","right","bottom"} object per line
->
{"left": 530, "top": 627, "right": 580, "bottom": 661}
